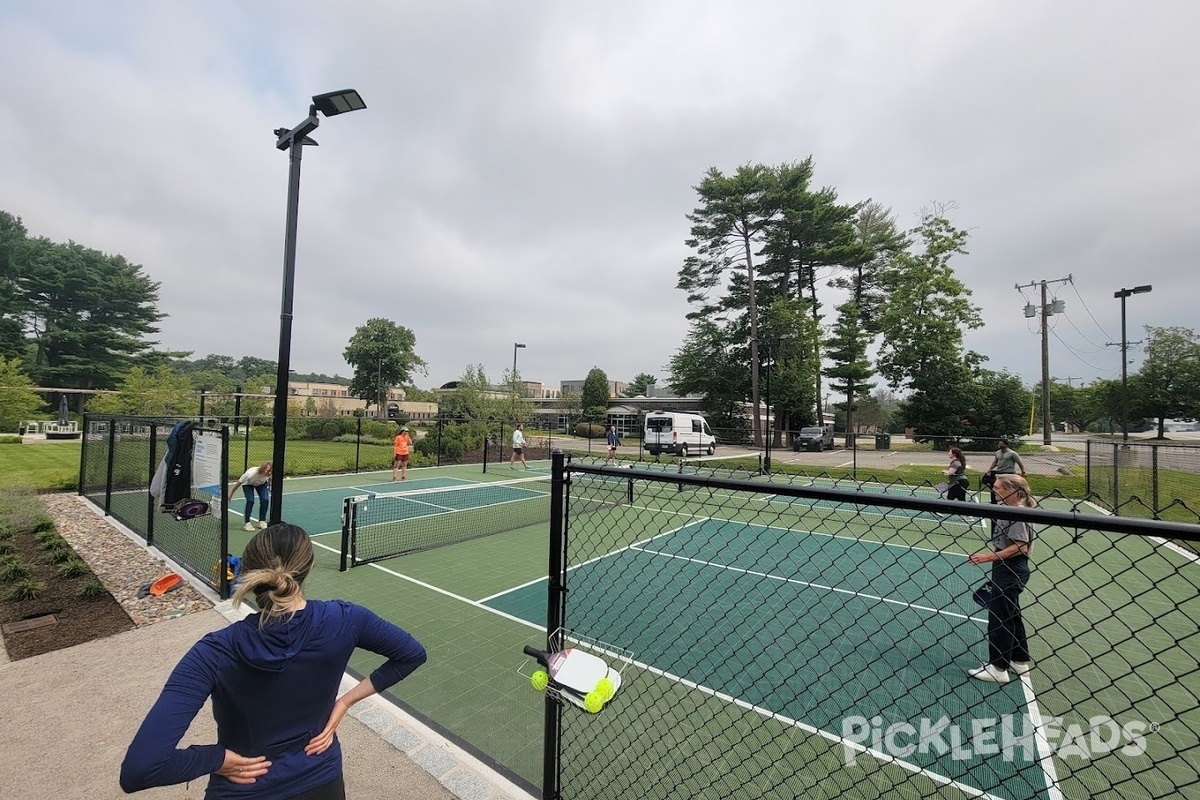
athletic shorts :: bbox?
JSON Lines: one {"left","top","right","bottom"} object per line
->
{"left": 512, "top": 447, "right": 523, "bottom": 455}
{"left": 393, "top": 454, "right": 409, "bottom": 465}
{"left": 286, "top": 775, "right": 345, "bottom": 800}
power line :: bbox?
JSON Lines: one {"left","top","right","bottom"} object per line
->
{"left": 1069, "top": 280, "right": 1114, "bottom": 343}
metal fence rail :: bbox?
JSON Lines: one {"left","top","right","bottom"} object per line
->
{"left": 538, "top": 453, "right": 1200, "bottom": 800}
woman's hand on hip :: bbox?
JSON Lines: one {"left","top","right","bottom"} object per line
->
{"left": 216, "top": 750, "right": 270, "bottom": 783}
{"left": 305, "top": 698, "right": 350, "bottom": 756}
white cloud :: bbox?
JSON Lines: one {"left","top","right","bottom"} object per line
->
{"left": 2, "top": 0, "right": 1196, "bottom": 392}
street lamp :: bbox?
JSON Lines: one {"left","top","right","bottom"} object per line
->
{"left": 1114, "top": 284, "right": 1152, "bottom": 444}
{"left": 512, "top": 343, "right": 526, "bottom": 419}
{"left": 270, "top": 89, "right": 366, "bottom": 523}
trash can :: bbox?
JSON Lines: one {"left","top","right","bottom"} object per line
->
{"left": 875, "top": 433, "right": 891, "bottom": 450}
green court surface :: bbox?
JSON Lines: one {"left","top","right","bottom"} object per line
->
{"left": 485, "top": 518, "right": 1053, "bottom": 800}
{"left": 103, "top": 462, "right": 1200, "bottom": 797}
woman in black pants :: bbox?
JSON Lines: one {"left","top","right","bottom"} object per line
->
{"left": 967, "top": 474, "right": 1036, "bottom": 683}
{"left": 944, "top": 447, "right": 969, "bottom": 501}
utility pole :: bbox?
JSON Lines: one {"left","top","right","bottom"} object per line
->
{"left": 1016, "top": 275, "right": 1072, "bottom": 445}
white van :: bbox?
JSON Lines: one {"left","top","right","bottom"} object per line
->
{"left": 643, "top": 410, "right": 717, "bottom": 457}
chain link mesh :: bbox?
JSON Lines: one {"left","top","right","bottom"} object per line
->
{"left": 543, "top": 457, "right": 1200, "bottom": 800}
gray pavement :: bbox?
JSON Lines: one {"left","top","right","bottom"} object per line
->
{"left": 0, "top": 605, "right": 532, "bottom": 800}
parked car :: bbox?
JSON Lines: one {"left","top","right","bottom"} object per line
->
{"left": 792, "top": 425, "right": 834, "bottom": 452}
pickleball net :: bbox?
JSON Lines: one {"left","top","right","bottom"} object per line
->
{"left": 340, "top": 473, "right": 631, "bottom": 567}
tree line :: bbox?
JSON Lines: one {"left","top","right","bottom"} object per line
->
{"left": 668, "top": 162, "right": 1199, "bottom": 442}
{"left": 2, "top": 184, "right": 1196, "bottom": 440}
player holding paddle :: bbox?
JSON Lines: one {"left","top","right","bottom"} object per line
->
{"left": 967, "top": 474, "right": 1036, "bottom": 683}
{"left": 510, "top": 423, "right": 528, "bottom": 470}
{"left": 391, "top": 425, "right": 413, "bottom": 482}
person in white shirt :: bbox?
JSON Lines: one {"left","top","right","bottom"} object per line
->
{"left": 509, "top": 423, "right": 527, "bottom": 470}
{"left": 228, "top": 461, "right": 273, "bottom": 532}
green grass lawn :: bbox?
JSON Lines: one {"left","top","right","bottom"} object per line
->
{"left": 0, "top": 442, "right": 80, "bottom": 491}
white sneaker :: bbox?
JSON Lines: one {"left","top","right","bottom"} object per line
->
{"left": 968, "top": 664, "right": 1010, "bottom": 683}
{"left": 1011, "top": 661, "right": 1032, "bottom": 675}
{"left": 243, "top": 522, "right": 255, "bottom": 532}
{"left": 257, "top": 520, "right": 268, "bottom": 529}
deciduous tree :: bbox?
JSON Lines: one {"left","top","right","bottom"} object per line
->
{"left": 0, "top": 357, "right": 45, "bottom": 431}
{"left": 343, "top": 318, "right": 427, "bottom": 418}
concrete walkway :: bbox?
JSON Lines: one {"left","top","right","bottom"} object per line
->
{"left": 0, "top": 606, "right": 531, "bottom": 800}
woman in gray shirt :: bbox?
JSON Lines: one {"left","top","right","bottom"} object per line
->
{"left": 967, "top": 474, "right": 1035, "bottom": 683}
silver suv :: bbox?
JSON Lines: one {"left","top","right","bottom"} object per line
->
{"left": 792, "top": 426, "right": 834, "bottom": 452}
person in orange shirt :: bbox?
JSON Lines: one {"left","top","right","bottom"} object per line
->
{"left": 391, "top": 425, "right": 413, "bottom": 482}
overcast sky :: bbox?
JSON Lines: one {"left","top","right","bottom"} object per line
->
{"left": 2, "top": 1, "right": 1196, "bottom": 394}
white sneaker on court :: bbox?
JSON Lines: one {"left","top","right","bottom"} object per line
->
{"left": 243, "top": 522, "right": 254, "bottom": 532}
{"left": 257, "top": 520, "right": 268, "bottom": 529}
{"left": 968, "top": 664, "right": 1010, "bottom": 683}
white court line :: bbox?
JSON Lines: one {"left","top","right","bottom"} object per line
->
{"left": 472, "top": 515, "right": 705, "bottom": 604}
{"left": 309, "top": 538, "right": 543, "bottom": 633}
{"left": 344, "top": 518, "right": 1001, "bottom": 800}
{"left": 630, "top": 544, "right": 985, "bottom": 623}
{"left": 1019, "top": 672, "right": 1065, "bottom": 800}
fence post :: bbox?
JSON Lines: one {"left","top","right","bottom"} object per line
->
{"left": 355, "top": 416, "right": 362, "bottom": 474}
{"left": 483, "top": 424, "right": 491, "bottom": 474}
{"left": 1085, "top": 440, "right": 1091, "bottom": 497}
{"left": 78, "top": 414, "right": 90, "bottom": 496}
{"left": 436, "top": 418, "right": 443, "bottom": 467}
{"left": 104, "top": 422, "right": 117, "bottom": 515}
{"left": 540, "top": 449, "right": 568, "bottom": 799}
{"left": 219, "top": 426, "right": 230, "bottom": 599}
{"left": 146, "top": 424, "right": 158, "bottom": 547}
{"left": 243, "top": 421, "right": 250, "bottom": 473}
{"left": 1112, "top": 443, "right": 1120, "bottom": 513}
{"left": 1152, "top": 444, "right": 1160, "bottom": 519}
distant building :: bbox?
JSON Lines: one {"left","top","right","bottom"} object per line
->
{"left": 275, "top": 381, "right": 432, "bottom": 419}
{"left": 560, "top": 379, "right": 629, "bottom": 397}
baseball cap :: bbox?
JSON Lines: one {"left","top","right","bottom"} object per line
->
{"left": 400, "top": 425, "right": 409, "bottom": 431}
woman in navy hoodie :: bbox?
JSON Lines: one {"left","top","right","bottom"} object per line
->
{"left": 121, "top": 524, "right": 426, "bottom": 799}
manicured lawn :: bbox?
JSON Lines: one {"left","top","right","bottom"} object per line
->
{"left": 0, "top": 442, "right": 80, "bottom": 491}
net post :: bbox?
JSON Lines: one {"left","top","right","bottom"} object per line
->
{"left": 340, "top": 497, "right": 352, "bottom": 571}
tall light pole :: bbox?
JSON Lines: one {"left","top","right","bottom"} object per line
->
{"left": 269, "top": 89, "right": 366, "bottom": 523}
{"left": 1114, "top": 285, "right": 1152, "bottom": 444}
{"left": 512, "top": 343, "right": 526, "bottom": 420}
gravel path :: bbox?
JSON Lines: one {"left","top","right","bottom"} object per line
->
{"left": 39, "top": 494, "right": 214, "bottom": 626}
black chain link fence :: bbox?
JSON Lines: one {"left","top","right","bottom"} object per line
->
{"left": 80, "top": 416, "right": 230, "bottom": 597}
{"left": 535, "top": 453, "right": 1200, "bottom": 800}
{"left": 1087, "top": 440, "right": 1200, "bottom": 527}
